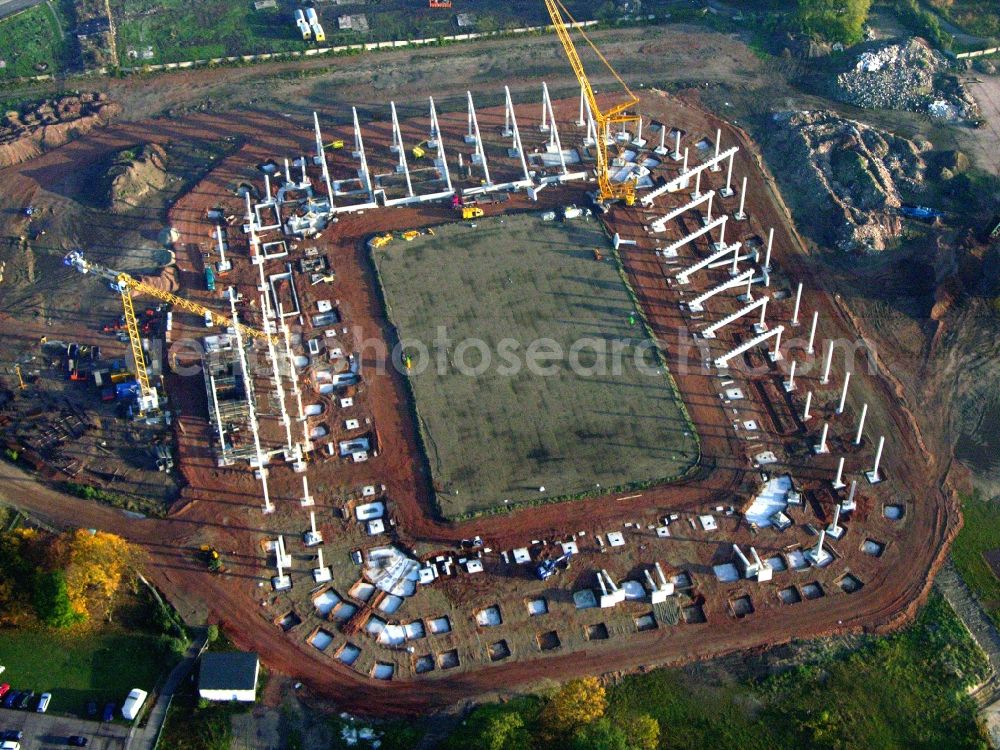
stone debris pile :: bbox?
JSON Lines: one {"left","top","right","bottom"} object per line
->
{"left": 833, "top": 39, "right": 976, "bottom": 120}
{"left": 770, "top": 110, "right": 927, "bottom": 252}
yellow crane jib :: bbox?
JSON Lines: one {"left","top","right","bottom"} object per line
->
{"left": 542, "top": 0, "right": 640, "bottom": 206}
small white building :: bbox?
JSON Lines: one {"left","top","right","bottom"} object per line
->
{"left": 198, "top": 652, "right": 260, "bottom": 703}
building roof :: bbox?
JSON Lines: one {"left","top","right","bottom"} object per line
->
{"left": 198, "top": 652, "right": 259, "bottom": 692}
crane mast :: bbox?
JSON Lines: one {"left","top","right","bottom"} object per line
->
{"left": 64, "top": 251, "right": 277, "bottom": 415}
{"left": 542, "top": 0, "right": 639, "bottom": 205}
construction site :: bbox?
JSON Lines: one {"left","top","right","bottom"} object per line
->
{"left": 0, "top": 1, "right": 962, "bottom": 715}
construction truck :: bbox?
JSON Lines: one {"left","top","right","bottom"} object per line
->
{"left": 462, "top": 206, "right": 484, "bottom": 220}
{"left": 402, "top": 228, "right": 435, "bottom": 241}
{"left": 536, "top": 551, "right": 573, "bottom": 581}
{"left": 199, "top": 545, "right": 223, "bottom": 572}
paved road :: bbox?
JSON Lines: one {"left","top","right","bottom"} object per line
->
{"left": 0, "top": 0, "right": 44, "bottom": 22}
{"left": 0, "top": 708, "right": 128, "bottom": 748}
{"left": 125, "top": 630, "right": 208, "bottom": 750}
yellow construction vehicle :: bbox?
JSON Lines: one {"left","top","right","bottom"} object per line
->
{"left": 14, "top": 364, "right": 26, "bottom": 390}
{"left": 462, "top": 206, "right": 484, "bottom": 220}
{"left": 64, "top": 251, "right": 276, "bottom": 415}
{"left": 369, "top": 233, "right": 394, "bottom": 249}
{"left": 411, "top": 140, "right": 429, "bottom": 159}
{"left": 543, "top": 0, "right": 639, "bottom": 207}
{"left": 402, "top": 228, "right": 435, "bottom": 241}
{"left": 325, "top": 139, "right": 345, "bottom": 150}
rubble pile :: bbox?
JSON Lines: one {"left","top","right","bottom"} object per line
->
{"left": 770, "top": 110, "right": 927, "bottom": 253}
{"left": 833, "top": 39, "right": 977, "bottom": 120}
{"left": 0, "top": 93, "right": 119, "bottom": 168}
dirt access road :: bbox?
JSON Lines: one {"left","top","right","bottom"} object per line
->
{"left": 964, "top": 74, "right": 1000, "bottom": 176}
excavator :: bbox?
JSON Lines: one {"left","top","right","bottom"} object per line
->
{"left": 542, "top": 0, "right": 640, "bottom": 207}
{"left": 64, "top": 251, "right": 276, "bottom": 416}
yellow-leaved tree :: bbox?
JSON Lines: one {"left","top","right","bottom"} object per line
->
{"left": 55, "top": 529, "right": 140, "bottom": 621}
{"left": 540, "top": 677, "right": 608, "bottom": 736}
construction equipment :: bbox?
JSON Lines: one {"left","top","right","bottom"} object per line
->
{"left": 542, "top": 0, "right": 639, "bottom": 206}
{"left": 411, "top": 140, "right": 429, "bottom": 159}
{"left": 325, "top": 139, "right": 345, "bottom": 150}
{"left": 536, "top": 551, "right": 573, "bottom": 580}
{"left": 462, "top": 206, "right": 484, "bottom": 220}
{"left": 64, "top": 251, "right": 277, "bottom": 415}
{"left": 199, "top": 545, "right": 223, "bottom": 572}
{"left": 402, "top": 228, "right": 435, "bottom": 241}
{"left": 369, "top": 233, "right": 393, "bottom": 249}
{"left": 14, "top": 365, "right": 26, "bottom": 390}
{"left": 429, "top": 0, "right": 452, "bottom": 7}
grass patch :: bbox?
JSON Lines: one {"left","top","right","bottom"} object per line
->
{"left": 952, "top": 491, "right": 1000, "bottom": 626}
{"left": 158, "top": 688, "right": 244, "bottom": 750}
{"left": 0, "top": 2, "right": 71, "bottom": 79}
{"left": 441, "top": 594, "right": 989, "bottom": 749}
{"left": 371, "top": 213, "right": 698, "bottom": 518}
{"left": 0, "top": 627, "right": 178, "bottom": 716}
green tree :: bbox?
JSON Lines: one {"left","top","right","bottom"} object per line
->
{"left": 481, "top": 711, "right": 531, "bottom": 750}
{"left": 206, "top": 624, "right": 220, "bottom": 643}
{"left": 796, "top": 0, "right": 872, "bottom": 45}
{"left": 571, "top": 718, "right": 629, "bottom": 750}
{"left": 33, "top": 570, "right": 84, "bottom": 628}
{"left": 624, "top": 714, "right": 660, "bottom": 750}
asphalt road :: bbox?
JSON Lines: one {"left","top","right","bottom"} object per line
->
{"left": 0, "top": 0, "right": 44, "bottom": 22}
{"left": 0, "top": 707, "right": 128, "bottom": 749}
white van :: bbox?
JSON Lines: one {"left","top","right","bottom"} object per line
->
{"left": 121, "top": 688, "right": 147, "bottom": 721}
{"left": 36, "top": 692, "right": 51, "bottom": 713}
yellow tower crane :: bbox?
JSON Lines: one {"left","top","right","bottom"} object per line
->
{"left": 542, "top": 0, "right": 640, "bottom": 206}
{"left": 64, "top": 251, "right": 277, "bottom": 415}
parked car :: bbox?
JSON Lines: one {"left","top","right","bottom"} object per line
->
{"left": 67, "top": 737, "right": 88, "bottom": 747}
{"left": 14, "top": 692, "right": 32, "bottom": 710}
{"left": 0, "top": 685, "right": 9, "bottom": 700}
{"left": 0, "top": 731, "right": 23, "bottom": 742}
{"left": 101, "top": 702, "right": 115, "bottom": 722}
{"left": 85, "top": 701, "right": 97, "bottom": 717}
{"left": 36, "top": 693, "right": 51, "bottom": 713}
{"left": 0, "top": 739, "right": 21, "bottom": 750}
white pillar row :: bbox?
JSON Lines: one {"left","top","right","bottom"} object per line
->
{"left": 791, "top": 282, "right": 803, "bottom": 326}
{"left": 854, "top": 403, "right": 868, "bottom": 445}
{"left": 807, "top": 311, "right": 819, "bottom": 355}
{"left": 836, "top": 371, "right": 851, "bottom": 414}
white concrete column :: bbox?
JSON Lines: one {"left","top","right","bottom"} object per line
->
{"left": 770, "top": 326, "right": 783, "bottom": 361}
{"left": 815, "top": 421, "right": 829, "bottom": 453}
{"left": 692, "top": 169, "right": 702, "bottom": 199}
{"left": 764, "top": 227, "right": 774, "bottom": 270}
{"left": 705, "top": 192, "right": 714, "bottom": 223}
{"left": 803, "top": 390, "right": 813, "bottom": 421}
{"left": 833, "top": 456, "right": 846, "bottom": 489}
{"left": 784, "top": 360, "right": 797, "bottom": 391}
{"left": 821, "top": 341, "right": 834, "bottom": 384}
{"left": 673, "top": 129, "right": 681, "bottom": 160}
{"left": 854, "top": 403, "right": 868, "bottom": 445}
{"left": 836, "top": 372, "right": 851, "bottom": 414}
{"left": 735, "top": 176, "right": 747, "bottom": 220}
{"left": 792, "top": 282, "right": 802, "bottom": 326}
{"left": 722, "top": 152, "right": 735, "bottom": 195}
{"left": 869, "top": 435, "right": 885, "bottom": 481}
{"left": 681, "top": 147, "right": 689, "bottom": 174}
{"left": 711, "top": 128, "right": 722, "bottom": 171}
{"left": 807, "top": 311, "right": 818, "bottom": 355}
{"left": 577, "top": 83, "right": 586, "bottom": 126}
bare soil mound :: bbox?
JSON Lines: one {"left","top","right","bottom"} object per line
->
{"left": 107, "top": 143, "right": 169, "bottom": 213}
{"left": 0, "top": 93, "right": 120, "bottom": 169}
